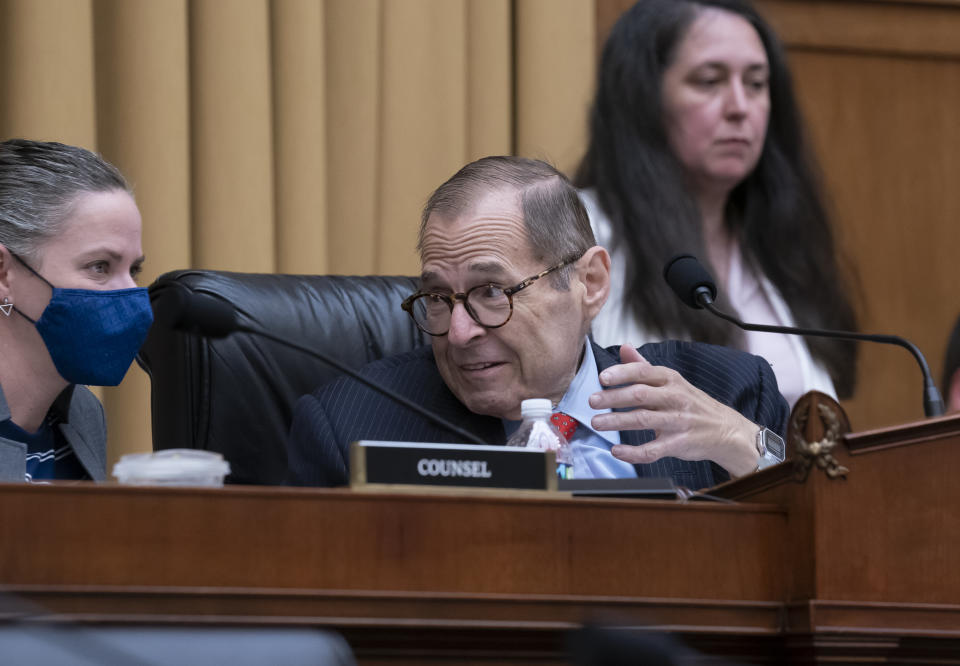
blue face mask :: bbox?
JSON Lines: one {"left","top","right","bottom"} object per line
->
{"left": 11, "top": 253, "right": 154, "bottom": 386}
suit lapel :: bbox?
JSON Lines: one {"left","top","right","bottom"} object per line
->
{"left": 52, "top": 386, "right": 106, "bottom": 481}
{"left": 58, "top": 421, "right": 105, "bottom": 481}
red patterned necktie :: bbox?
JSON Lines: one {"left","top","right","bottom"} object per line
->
{"left": 551, "top": 411, "right": 578, "bottom": 441}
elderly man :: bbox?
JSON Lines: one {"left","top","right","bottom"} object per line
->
{"left": 287, "top": 156, "right": 788, "bottom": 488}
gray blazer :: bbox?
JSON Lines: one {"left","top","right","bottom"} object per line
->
{"left": 0, "top": 384, "right": 107, "bottom": 482}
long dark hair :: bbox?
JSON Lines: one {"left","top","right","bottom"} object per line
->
{"left": 574, "top": 0, "right": 858, "bottom": 397}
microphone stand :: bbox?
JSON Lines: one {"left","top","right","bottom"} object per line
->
{"left": 692, "top": 286, "right": 945, "bottom": 418}
{"left": 234, "top": 323, "right": 489, "bottom": 446}
{"left": 160, "top": 281, "right": 490, "bottom": 446}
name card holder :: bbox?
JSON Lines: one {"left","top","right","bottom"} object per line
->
{"left": 349, "top": 441, "right": 558, "bottom": 492}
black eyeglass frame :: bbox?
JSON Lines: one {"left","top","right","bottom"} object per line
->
{"left": 401, "top": 253, "right": 584, "bottom": 337}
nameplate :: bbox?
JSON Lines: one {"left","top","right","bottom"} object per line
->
{"left": 349, "top": 441, "right": 558, "bottom": 492}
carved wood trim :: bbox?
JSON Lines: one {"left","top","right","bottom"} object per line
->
{"left": 755, "top": 0, "right": 960, "bottom": 58}
{"left": 787, "top": 599, "right": 960, "bottom": 635}
{"left": 4, "top": 585, "right": 785, "bottom": 633}
{"left": 843, "top": 413, "right": 960, "bottom": 453}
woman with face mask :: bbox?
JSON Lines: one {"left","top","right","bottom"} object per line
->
{"left": 575, "top": 0, "right": 859, "bottom": 407}
{"left": 0, "top": 139, "right": 153, "bottom": 482}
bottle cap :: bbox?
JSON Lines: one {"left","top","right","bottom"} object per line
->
{"left": 519, "top": 398, "right": 553, "bottom": 418}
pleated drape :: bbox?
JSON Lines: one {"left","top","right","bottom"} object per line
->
{"left": 92, "top": 0, "right": 193, "bottom": 442}
{"left": 0, "top": 0, "right": 595, "bottom": 468}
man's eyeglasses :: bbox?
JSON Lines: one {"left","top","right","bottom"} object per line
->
{"left": 401, "top": 254, "right": 582, "bottom": 336}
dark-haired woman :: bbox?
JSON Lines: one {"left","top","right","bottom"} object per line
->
{"left": 575, "top": 0, "right": 858, "bottom": 407}
{"left": 0, "top": 139, "right": 153, "bottom": 482}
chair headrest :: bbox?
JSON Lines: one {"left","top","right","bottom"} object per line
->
{"left": 138, "top": 269, "right": 428, "bottom": 484}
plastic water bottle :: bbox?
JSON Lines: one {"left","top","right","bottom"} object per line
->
{"left": 505, "top": 398, "right": 574, "bottom": 479}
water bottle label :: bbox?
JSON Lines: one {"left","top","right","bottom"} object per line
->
{"left": 557, "top": 462, "right": 574, "bottom": 480}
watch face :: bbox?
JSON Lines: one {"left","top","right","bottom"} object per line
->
{"left": 763, "top": 429, "right": 786, "bottom": 461}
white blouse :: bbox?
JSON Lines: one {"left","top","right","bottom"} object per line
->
{"left": 580, "top": 188, "right": 836, "bottom": 408}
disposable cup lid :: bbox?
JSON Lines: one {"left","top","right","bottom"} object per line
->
{"left": 113, "top": 448, "right": 231, "bottom": 481}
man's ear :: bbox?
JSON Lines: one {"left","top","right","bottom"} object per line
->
{"left": 948, "top": 367, "right": 960, "bottom": 414}
{"left": 577, "top": 245, "right": 610, "bottom": 320}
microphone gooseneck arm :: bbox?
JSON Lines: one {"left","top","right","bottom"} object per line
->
{"left": 231, "top": 322, "right": 489, "bottom": 446}
{"left": 695, "top": 290, "right": 944, "bottom": 418}
{"left": 665, "top": 255, "right": 945, "bottom": 418}
{"left": 159, "top": 282, "right": 490, "bottom": 446}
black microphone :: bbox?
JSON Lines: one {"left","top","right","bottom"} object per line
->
{"left": 165, "top": 285, "right": 490, "bottom": 446}
{"left": 663, "top": 254, "right": 945, "bottom": 418}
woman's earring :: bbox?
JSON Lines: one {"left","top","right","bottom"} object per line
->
{"left": 0, "top": 297, "right": 12, "bottom": 317}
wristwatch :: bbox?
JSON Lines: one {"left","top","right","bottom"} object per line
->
{"left": 755, "top": 427, "right": 786, "bottom": 470}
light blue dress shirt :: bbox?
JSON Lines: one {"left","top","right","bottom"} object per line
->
{"left": 503, "top": 339, "right": 638, "bottom": 479}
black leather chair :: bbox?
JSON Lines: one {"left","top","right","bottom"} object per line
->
{"left": 137, "top": 269, "right": 429, "bottom": 485}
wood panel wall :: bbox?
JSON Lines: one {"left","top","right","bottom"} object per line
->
{"left": 595, "top": 0, "right": 960, "bottom": 430}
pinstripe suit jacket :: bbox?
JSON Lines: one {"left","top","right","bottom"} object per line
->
{"left": 286, "top": 340, "right": 789, "bottom": 489}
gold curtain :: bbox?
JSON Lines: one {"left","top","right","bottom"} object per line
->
{"left": 0, "top": 0, "right": 595, "bottom": 469}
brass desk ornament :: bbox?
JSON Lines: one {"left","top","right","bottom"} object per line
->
{"left": 789, "top": 390, "right": 851, "bottom": 482}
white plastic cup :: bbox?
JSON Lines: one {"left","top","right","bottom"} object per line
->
{"left": 112, "top": 449, "right": 231, "bottom": 487}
